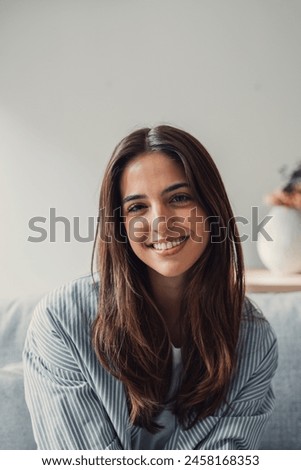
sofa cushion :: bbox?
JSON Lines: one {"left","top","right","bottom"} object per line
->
{"left": 249, "top": 292, "right": 301, "bottom": 450}
{"left": 0, "top": 362, "right": 36, "bottom": 449}
{"left": 0, "top": 295, "right": 43, "bottom": 449}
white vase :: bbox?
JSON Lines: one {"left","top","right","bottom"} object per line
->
{"left": 257, "top": 206, "right": 301, "bottom": 274}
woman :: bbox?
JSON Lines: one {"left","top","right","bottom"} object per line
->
{"left": 23, "top": 125, "right": 278, "bottom": 450}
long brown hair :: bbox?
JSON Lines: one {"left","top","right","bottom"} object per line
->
{"left": 92, "top": 125, "right": 245, "bottom": 431}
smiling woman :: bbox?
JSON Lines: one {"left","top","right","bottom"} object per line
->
{"left": 120, "top": 153, "right": 209, "bottom": 281}
{"left": 23, "top": 125, "right": 278, "bottom": 450}
{"left": 120, "top": 152, "right": 210, "bottom": 350}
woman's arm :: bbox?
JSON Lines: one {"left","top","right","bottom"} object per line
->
{"left": 23, "top": 295, "right": 121, "bottom": 450}
{"left": 195, "top": 317, "right": 278, "bottom": 450}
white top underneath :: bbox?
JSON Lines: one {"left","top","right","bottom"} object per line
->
{"left": 131, "top": 345, "right": 182, "bottom": 450}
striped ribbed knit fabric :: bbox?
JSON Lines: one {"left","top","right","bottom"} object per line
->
{"left": 23, "top": 273, "right": 278, "bottom": 450}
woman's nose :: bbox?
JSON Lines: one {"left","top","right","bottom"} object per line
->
{"left": 150, "top": 203, "right": 173, "bottom": 236}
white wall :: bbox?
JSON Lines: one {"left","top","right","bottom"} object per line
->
{"left": 1, "top": 0, "right": 301, "bottom": 297}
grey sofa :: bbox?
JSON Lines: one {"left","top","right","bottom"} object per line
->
{"left": 0, "top": 291, "right": 300, "bottom": 450}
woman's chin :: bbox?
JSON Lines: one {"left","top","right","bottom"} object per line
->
{"left": 147, "top": 265, "right": 187, "bottom": 280}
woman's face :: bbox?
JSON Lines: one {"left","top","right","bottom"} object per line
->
{"left": 120, "top": 152, "right": 209, "bottom": 280}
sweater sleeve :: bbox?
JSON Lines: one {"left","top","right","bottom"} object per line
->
{"left": 23, "top": 295, "right": 121, "bottom": 450}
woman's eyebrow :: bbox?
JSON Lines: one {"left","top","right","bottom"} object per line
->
{"left": 162, "top": 182, "right": 189, "bottom": 195}
{"left": 122, "top": 182, "right": 189, "bottom": 205}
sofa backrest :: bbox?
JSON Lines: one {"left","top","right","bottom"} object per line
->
{"left": 0, "top": 295, "right": 44, "bottom": 450}
{"left": 249, "top": 292, "right": 301, "bottom": 450}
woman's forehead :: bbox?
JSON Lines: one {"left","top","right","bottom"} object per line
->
{"left": 120, "top": 152, "right": 187, "bottom": 196}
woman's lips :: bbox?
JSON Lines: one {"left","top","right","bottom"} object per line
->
{"left": 147, "top": 236, "right": 188, "bottom": 254}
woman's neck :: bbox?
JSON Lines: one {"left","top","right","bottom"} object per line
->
{"left": 148, "top": 269, "right": 185, "bottom": 347}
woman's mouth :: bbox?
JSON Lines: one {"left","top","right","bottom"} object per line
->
{"left": 148, "top": 235, "right": 188, "bottom": 251}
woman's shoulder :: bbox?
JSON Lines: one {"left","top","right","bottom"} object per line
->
{"left": 24, "top": 273, "right": 103, "bottom": 376}
{"left": 31, "top": 272, "right": 100, "bottom": 335}
{"left": 242, "top": 295, "right": 266, "bottom": 321}
{"left": 238, "top": 295, "right": 278, "bottom": 366}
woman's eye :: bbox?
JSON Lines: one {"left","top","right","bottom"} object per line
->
{"left": 127, "top": 204, "right": 146, "bottom": 213}
{"left": 171, "top": 194, "right": 192, "bottom": 204}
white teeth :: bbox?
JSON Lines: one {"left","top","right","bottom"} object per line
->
{"left": 152, "top": 237, "right": 186, "bottom": 251}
